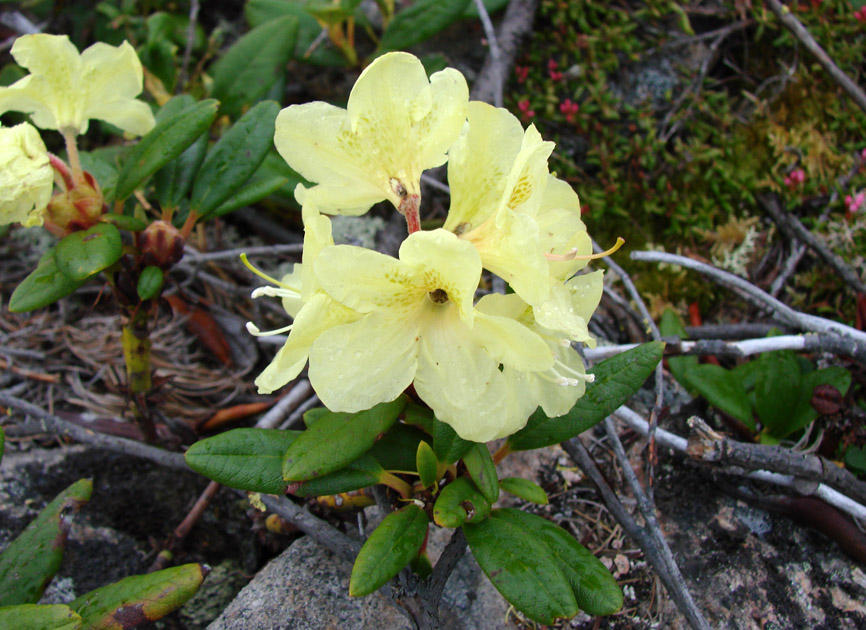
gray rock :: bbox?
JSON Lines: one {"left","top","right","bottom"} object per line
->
{"left": 208, "top": 524, "right": 510, "bottom": 630}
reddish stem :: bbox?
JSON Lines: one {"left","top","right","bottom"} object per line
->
{"left": 399, "top": 194, "right": 421, "bottom": 234}
{"left": 48, "top": 153, "right": 75, "bottom": 191}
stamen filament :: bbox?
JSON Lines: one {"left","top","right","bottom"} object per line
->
{"left": 240, "top": 253, "right": 301, "bottom": 292}
{"left": 246, "top": 321, "right": 294, "bottom": 337}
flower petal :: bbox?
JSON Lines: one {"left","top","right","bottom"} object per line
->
{"left": 308, "top": 311, "right": 418, "bottom": 412}
{"left": 0, "top": 122, "right": 53, "bottom": 227}
{"left": 472, "top": 310, "right": 553, "bottom": 372}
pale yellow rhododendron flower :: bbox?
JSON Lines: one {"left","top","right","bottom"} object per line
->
{"left": 444, "top": 102, "right": 555, "bottom": 306}
{"left": 274, "top": 52, "right": 468, "bottom": 216}
{"left": 307, "top": 229, "right": 554, "bottom": 442}
{"left": 0, "top": 34, "right": 155, "bottom": 136}
{"left": 0, "top": 122, "right": 53, "bottom": 227}
{"left": 249, "top": 202, "right": 360, "bottom": 394}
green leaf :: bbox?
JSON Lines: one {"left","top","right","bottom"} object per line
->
{"left": 78, "top": 146, "right": 127, "bottom": 203}
{"left": 114, "top": 99, "right": 218, "bottom": 201}
{"left": 152, "top": 96, "right": 210, "bottom": 210}
{"left": 8, "top": 252, "right": 85, "bottom": 312}
{"left": 377, "top": 0, "right": 471, "bottom": 53}
{"left": 416, "top": 441, "right": 438, "bottom": 490}
{"left": 282, "top": 398, "right": 405, "bottom": 481}
{"left": 493, "top": 509, "right": 623, "bottom": 616}
{"left": 245, "top": 0, "right": 348, "bottom": 66}
{"left": 659, "top": 308, "right": 698, "bottom": 390}
{"left": 782, "top": 366, "right": 852, "bottom": 439}
{"left": 191, "top": 100, "right": 281, "bottom": 218}
{"left": 507, "top": 341, "right": 664, "bottom": 451}
{"left": 367, "top": 423, "right": 427, "bottom": 473}
{"left": 462, "top": 443, "right": 498, "bottom": 503}
{"left": 844, "top": 445, "right": 866, "bottom": 476}
{"left": 499, "top": 477, "right": 548, "bottom": 505}
{"left": 349, "top": 505, "right": 428, "bottom": 597}
{"left": 687, "top": 363, "right": 755, "bottom": 428}
{"left": 464, "top": 511, "right": 579, "bottom": 624}
{"left": 185, "top": 429, "right": 301, "bottom": 493}
{"left": 207, "top": 163, "right": 289, "bottom": 218}
{"left": 292, "top": 455, "right": 384, "bottom": 497}
{"left": 136, "top": 266, "right": 164, "bottom": 301}
{"left": 302, "top": 407, "right": 332, "bottom": 427}
{"left": 210, "top": 16, "right": 298, "bottom": 118}
{"left": 0, "top": 604, "right": 81, "bottom": 630}
{"left": 754, "top": 351, "right": 802, "bottom": 435}
{"left": 432, "top": 417, "right": 473, "bottom": 463}
{"left": 461, "top": 0, "right": 508, "bottom": 18}
{"left": 70, "top": 563, "right": 208, "bottom": 628}
{"left": 53, "top": 224, "right": 122, "bottom": 282}
{"left": 0, "top": 479, "right": 92, "bottom": 606}
{"left": 433, "top": 477, "right": 491, "bottom": 528}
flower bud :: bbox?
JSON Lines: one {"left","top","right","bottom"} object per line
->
{"left": 138, "top": 220, "right": 185, "bottom": 269}
{"left": 42, "top": 171, "right": 105, "bottom": 236}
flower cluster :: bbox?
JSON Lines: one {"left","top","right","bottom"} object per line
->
{"left": 0, "top": 34, "right": 154, "bottom": 230}
{"left": 250, "top": 52, "right": 605, "bottom": 443}
{"left": 784, "top": 167, "right": 805, "bottom": 190}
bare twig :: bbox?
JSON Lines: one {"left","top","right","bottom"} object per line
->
{"left": 770, "top": 154, "right": 863, "bottom": 295}
{"left": 471, "top": 0, "right": 538, "bottom": 106}
{"left": 472, "top": 0, "right": 503, "bottom": 108}
{"left": 0, "top": 392, "right": 187, "bottom": 471}
{"left": 764, "top": 0, "right": 866, "bottom": 115}
{"left": 759, "top": 193, "right": 866, "bottom": 295}
{"left": 614, "top": 406, "right": 866, "bottom": 522}
{"left": 630, "top": 250, "right": 866, "bottom": 363}
{"left": 178, "top": 0, "right": 201, "bottom": 91}
{"left": 562, "top": 437, "right": 711, "bottom": 630}
{"left": 184, "top": 243, "right": 304, "bottom": 264}
{"left": 149, "top": 480, "right": 222, "bottom": 573}
{"left": 687, "top": 417, "right": 866, "bottom": 505}
{"left": 255, "top": 380, "right": 314, "bottom": 429}
{"left": 596, "top": 240, "right": 664, "bottom": 503}
{"left": 586, "top": 333, "right": 863, "bottom": 361}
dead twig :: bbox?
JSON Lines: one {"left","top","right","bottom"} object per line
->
{"left": 177, "top": 0, "right": 201, "bottom": 91}
{"left": 764, "top": 0, "right": 866, "bottom": 115}
{"left": 686, "top": 416, "right": 866, "bottom": 506}
{"left": 471, "top": 0, "right": 538, "bottom": 106}
{"left": 630, "top": 250, "right": 866, "bottom": 363}
{"left": 562, "top": 436, "right": 711, "bottom": 630}
{"left": 148, "top": 480, "right": 222, "bottom": 573}
{"left": 759, "top": 193, "right": 866, "bottom": 295}
{"left": 472, "top": 0, "right": 503, "bottom": 108}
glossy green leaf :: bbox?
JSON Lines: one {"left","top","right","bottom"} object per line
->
{"left": 493, "top": 509, "right": 623, "bottom": 616}
{"left": 114, "top": 99, "right": 218, "bottom": 201}
{"left": 687, "top": 363, "right": 754, "bottom": 428}
{"left": 185, "top": 429, "right": 300, "bottom": 494}
{"left": 432, "top": 417, "right": 472, "bottom": 463}
{"left": 499, "top": 477, "right": 548, "bottom": 505}
{"left": 282, "top": 398, "right": 405, "bottom": 481}
{"left": 462, "top": 443, "right": 498, "bottom": 503}
{"left": 245, "top": 0, "right": 349, "bottom": 66}
{"left": 208, "top": 166, "right": 289, "bottom": 217}
{"left": 152, "top": 95, "right": 210, "bottom": 210}
{"left": 292, "top": 455, "right": 384, "bottom": 497}
{"left": 781, "top": 366, "right": 851, "bottom": 439}
{"left": 53, "top": 224, "right": 122, "bottom": 282}
{"left": 136, "top": 266, "right": 164, "bottom": 301}
{"left": 349, "top": 505, "right": 428, "bottom": 597}
{"left": 754, "top": 351, "right": 801, "bottom": 434}
{"left": 401, "top": 400, "right": 435, "bottom": 433}
{"left": 416, "top": 441, "right": 438, "bottom": 490}
{"left": 0, "top": 479, "right": 92, "bottom": 606}
{"left": 303, "top": 407, "right": 331, "bottom": 427}
{"left": 464, "top": 511, "right": 579, "bottom": 625}
{"left": 191, "top": 100, "right": 280, "bottom": 218}
{"left": 210, "top": 16, "right": 298, "bottom": 118}
{"left": 78, "top": 146, "right": 127, "bottom": 203}
{"left": 0, "top": 604, "right": 81, "bottom": 630}
{"left": 367, "top": 423, "right": 427, "bottom": 473}
{"left": 378, "top": 0, "right": 471, "bottom": 53}
{"left": 433, "top": 477, "right": 490, "bottom": 528}
{"left": 8, "top": 251, "right": 84, "bottom": 313}
{"left": 508, "top": 342, "right": 664, "bottom": 451}
{"left": 70, "top": 563, "right": 208, "bottom": 629}
{"left": 462, "top": 0, "right": 508, "bottom": 18}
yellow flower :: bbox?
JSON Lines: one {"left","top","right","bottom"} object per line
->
{"left": 248, "top": 202, "right": 359, "bottom": 394}
{"left": 307, "top": 229, "right": 553, "bottom": 442}
{"left": 274, "top": 52, "right": 468, "bottom": 218}
{"left": 444, "top": 102, "right": 555, "bottom": 305}
{"left": 476, "top": 288, "right": 601, "bottom": 419}
{"left": 0, "top": 122, "right": 53, "bottom": 227}
{"left": 0, "top": 34, "right": 155, "bottom": 136}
